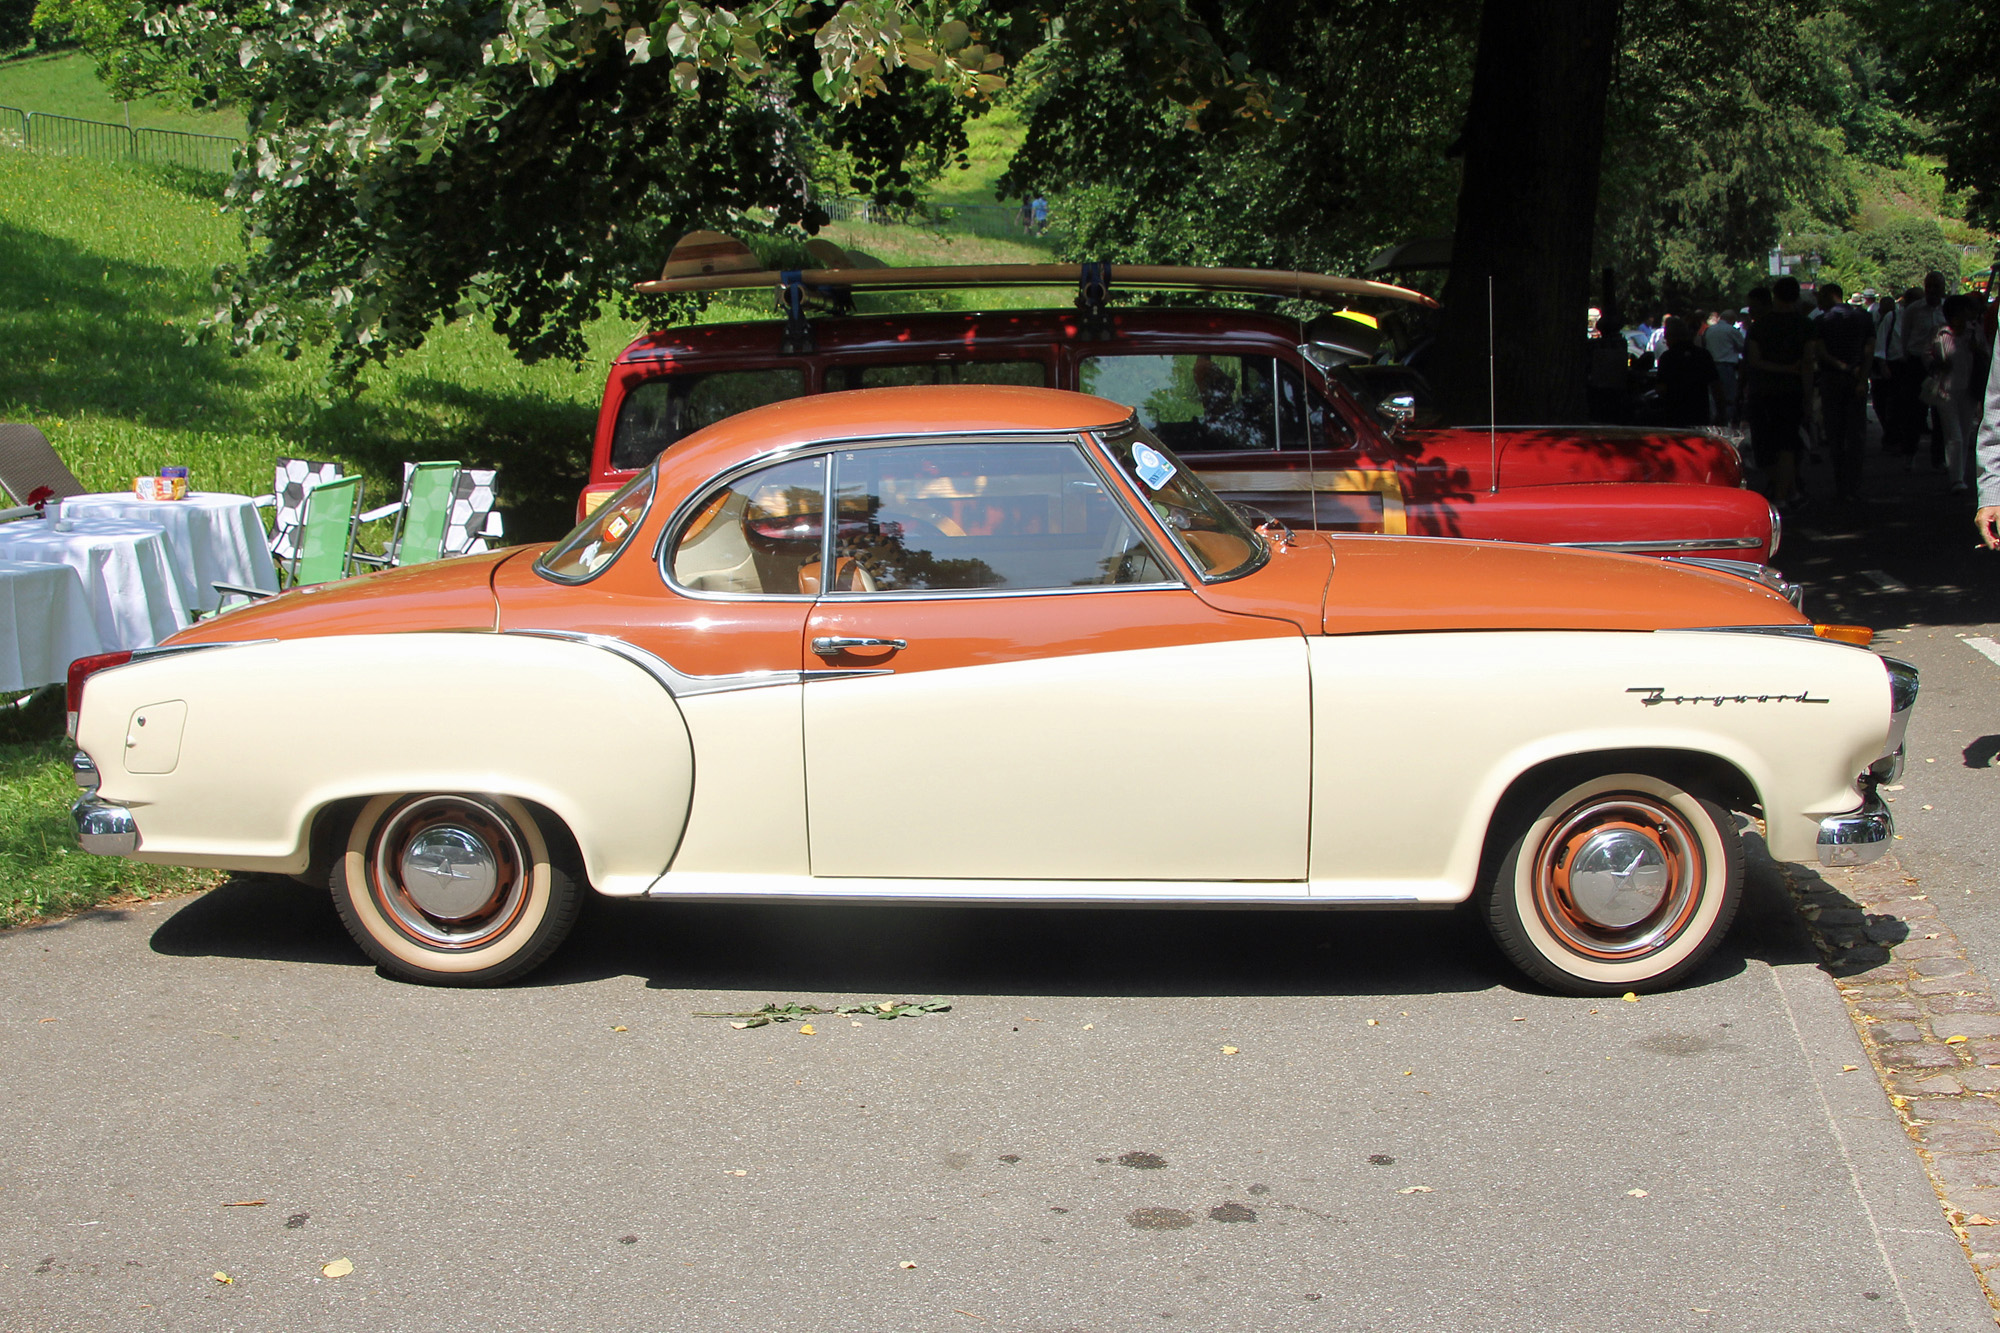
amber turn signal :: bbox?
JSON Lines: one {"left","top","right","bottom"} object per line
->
{"left": 1812, "top": 624, "right": 1874, "bottom": 647}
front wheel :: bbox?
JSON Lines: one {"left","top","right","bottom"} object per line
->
{"left": 331, "top": 793, "right": 582, "bottom": 986}
{"left": 1482, "top": 771, "right": 1743, "bottom": 995}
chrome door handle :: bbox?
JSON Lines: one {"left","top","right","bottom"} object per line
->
{"left": 811, "top": 636, "right": 908, "bottom": 657}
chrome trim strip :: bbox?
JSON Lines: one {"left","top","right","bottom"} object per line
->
{"left": 504, "top": 629, "right": 890, "bottom": 696}
{"left": 72, "top": 793, "right": 140, "bottom": 856}
{"left": 1660, "top": 557, "right": 1803, "bottom": 607}
{"left": 1549, "top": 536, "right": 1766, "bottom": 553}
{"left": 1818, "top": 794, "right": 1891, "bottom": 867}
{"left": 71, "top": 751, "right": 98, "bottom": 791}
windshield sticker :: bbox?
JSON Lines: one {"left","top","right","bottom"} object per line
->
{"left": 1132, "top": 444, "right": 1178, "bottom": 490}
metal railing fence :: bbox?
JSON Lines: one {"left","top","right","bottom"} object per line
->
{"left": 0, "top": 106, "right": 239, "bottom": 174}
{"left": 820, "top": 196, "right": 1060, "bottom": 245}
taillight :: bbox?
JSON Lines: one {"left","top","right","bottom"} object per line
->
{"left": 66, "top": 650, "right": 134, "bottom": 737}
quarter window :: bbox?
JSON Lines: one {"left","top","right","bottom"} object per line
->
{"left": 828, "top": 442, "right": 1169, "bottom": 592}
{"left": 611, "top": 369, "right": 808, "bottom": 471}
{"left": 670, "top": 456, "right": 828, "bottom": 596}
{"left": 826, "top": 361, "right": 1048, "bottom": 391}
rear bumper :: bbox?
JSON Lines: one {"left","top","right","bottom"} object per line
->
{"left": 1817, "top": 795, "right": 1891, "bottom": 867}
{"left": 72, "top": 793, "right": 140, "bottom": 856}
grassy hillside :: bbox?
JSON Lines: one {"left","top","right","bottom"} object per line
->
{"left": 0, "top": 49, "right": 245, "bottom": 137}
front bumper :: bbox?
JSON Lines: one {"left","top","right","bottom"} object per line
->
{"left": 1817, "top": 794, "right": 1891, "bottom": 867}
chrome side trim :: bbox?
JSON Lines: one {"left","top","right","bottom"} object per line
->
{"left": 1660, "top": 557, "right": 1802, "bottom": 607}
{"left": 1550, "top": 536, "right": 1766, "bottom": 553}
{"left": 72, "top": 793, "right": 140, "bottom": 856}
{"left": 502, "top": 629, "right": 888, "bottom": 697}
{"left": 1818, "top": 795, "right": 1891, "bottom": 867}
{"left": 1882, "top": 656, "right": 1918, "bottom": 758}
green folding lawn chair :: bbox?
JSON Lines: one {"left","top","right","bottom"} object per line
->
{"left": 353, "top": 461, "right": 460, "bottom": 569}
{"left": 214, "top": 473, "right": 364, "bottom": 605}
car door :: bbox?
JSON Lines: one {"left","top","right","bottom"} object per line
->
{"left": 800, "top": 434, "right": 1312, "bottom": 886}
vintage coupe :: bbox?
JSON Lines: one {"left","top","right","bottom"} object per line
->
{"left": 577, "top": 256, "right": 1776, "bottom": 568}
{"left": 69, "top": 387, "right": 1909, "bottom": 994}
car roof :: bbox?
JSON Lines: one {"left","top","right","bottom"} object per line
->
{"left": 656, "top": 384, "right": 1136, "bottom": 481}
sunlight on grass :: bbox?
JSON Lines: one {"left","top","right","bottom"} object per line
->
{"left": 0, "top": 50, "right": 247, "bottom": 137}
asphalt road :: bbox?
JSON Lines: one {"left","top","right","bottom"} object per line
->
{"left": 2, "top": 857, "right": 1988, "bottom": 1332}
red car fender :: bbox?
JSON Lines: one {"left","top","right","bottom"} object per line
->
{"left": 1405, "top": 426, "right": 1743, "bottom": 490}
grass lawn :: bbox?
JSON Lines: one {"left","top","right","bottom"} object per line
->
{"left": 0, "top": 49, "right": 247, "bottom": 137}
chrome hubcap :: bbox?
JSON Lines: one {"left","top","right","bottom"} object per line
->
{"left": 368, "top": 795, "right": 528, "bottom": 950}
{"left": 1565, "top": 827, "right": 1671, "bottom": 928}
{"left": 400, "top": 825, "right": 500, "bottom": 920}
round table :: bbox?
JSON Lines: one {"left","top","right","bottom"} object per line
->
{"left": 0, "top": 518, "right": 191, "bottom": 651}
{"left": 59, "top": 492, "right": 278, "bottom": 614}
{"left": 0, "top": 558, "right": 103, "bottom": 692}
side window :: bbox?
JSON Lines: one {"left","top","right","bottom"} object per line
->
{"left": 1276, "top": 360, "right": 1356, "bottom": 450}
{"left": 1079, "top": 354, "right": 1279, "bottom": 453}
{"left": 670, "top": 455, "right": 826, "bottom": 596}
{"left": 610, "top": 369, "right": 808, "bottom": 471}
{"left": 828, "top": 442, "right": 1169, "bottom": 593}
{"left": 825, "top": 360, "right": 1049, "bottom": 391}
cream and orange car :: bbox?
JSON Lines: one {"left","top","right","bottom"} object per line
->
{"left": 68, "top": 386, "right": 1912, "bottom": 994}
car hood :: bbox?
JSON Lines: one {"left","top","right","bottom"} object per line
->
{"left": 167, "top": 548, "right": 520, "bottom": 645}
{"left": 1319, "top": 534, "right": 1804, "bottom": 634}
{"left": 1402, "top": 425, "right": 1741, "bottom": 490}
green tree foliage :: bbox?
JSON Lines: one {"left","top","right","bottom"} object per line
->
{"left": 31, "top": 0, "right": 189, "bottom": 97}
{"left": 117, "top": 0, "right": 1026, "bottom": 383}
{"left": 999, "top": 0, "right": 1475, "bottom": 275}
{"left": 1862, "top": 0, "right": 2000, "bottom": 226}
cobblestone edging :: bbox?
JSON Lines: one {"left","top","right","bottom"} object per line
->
{"left": 1782, "top": 851, "right": 2000, "bottom": 1318}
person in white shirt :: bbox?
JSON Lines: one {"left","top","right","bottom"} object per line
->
{"left": 1702, "top": 308, "right": 1745, "bottom": 424}
{"left": 1971, "top": 336, "right": 2000, "bottom": 546}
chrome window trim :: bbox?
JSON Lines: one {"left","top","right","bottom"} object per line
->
{"left": 807, "top": 582, "right": 1186, "bottom": 604}
{"left": 537, "top": 468, "right": 658, "bottom": 586}
{"left": 503, "top": 629, "right": 887, "bottom": 697}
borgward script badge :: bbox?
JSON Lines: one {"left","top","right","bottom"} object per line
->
{"left": 1627, "top": 687, "right": 1828, "bottom": 707}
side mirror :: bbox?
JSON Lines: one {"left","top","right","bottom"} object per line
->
{"left": 1379, "top": 394, "right": 1418, "bottom": 433}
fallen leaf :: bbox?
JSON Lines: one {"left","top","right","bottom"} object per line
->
{"left": 611, "top": 1026, "right": 627, "bottom": 1032}
{"left": 799, "top": 1023, "right": 816, "bottom": 1035}
{"left": 954, "top": 1310, "right": 987, "bottom": 1321}
{"left": 1922, "top": 804, "right": 1934, "bottom": 810}
{"left": 1622, "top": 992, "right": 1639, "bottom": 1003}
{"left": 1082, "top": 1023, "right": 1094, "bottom": 1030}
{"left": 37, "top": 1017, "right": 55, "bottom": 1023}
{"left": 1968, "top": 1214, "right": 1998, "bottom": 1226}
{"left": 213, "top": 1271, "right": 233, "bottom": 1285}
{"left": 878, "top": 1002, "right": 897, "bottom": 1013}
{"left": 321, "top": 1258, "right": 352, "bottom": 1279}
{"left": 1945, "top": 1034, "right": 1969, "bottom": 1045}
{"left": 899, "top": 1260, "right": 918, "bottom": 1269}
{"left": 851, "top": 1021, "right": 863, "bottom": 1027}
{"left": 1841, "top": 1065, "right": 1860, "bottom": 1072}
{"left": 222, "top": 1200, "right": 265, "bottom": 1207}
{"left": 1220, "top": 1046, "right": 1238, "bottom": 1055}
{"left": 1366, "top": 1019, "right": 1379, "bottom": 1026}
{"left": 728, "top": 1022, "right": 751, "bottom": 1030}
{"left": 1511, "top": 1016, "right": 1526, "bottom": 1022}
{"left": 1626, "top": 1189, "right": 1648, "bottom": 1198}
{"left": 1396, "top": 1186, "right": 1433, "bottom": 1195}
{"left": 730, "top": 1170, "right": 747, "bottom": 1177}
{"left": 1925, "top": 934, "right": 1940, "bottom": 941}
{"left": 1401, "top": 1069, "right": 1413, "bottom": 1076}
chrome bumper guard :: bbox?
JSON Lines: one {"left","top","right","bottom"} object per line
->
{"left": 70, "top": 749, "right": 140, "bottom": 855}
{"left": 1817, "top": 795, "right": 1891, "bottom": 868}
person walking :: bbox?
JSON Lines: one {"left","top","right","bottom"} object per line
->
{"left": 1702, "top": 307, "right": 1745, "bottom": 423}
{"left": 1587, "top": 317, "right": 1631, "bottom": 423}
{"left": 1935, "top": 294, "right": 1990, "bottom": 494}
{"left": 1884, "top": 274, "right": 1949, "bottom": 465}
{"left": 1971, "top": 340, "right": 2000, "bottom": 546}
{"left": 1812, "top": 281, "right": 1874, "bottom": 506}
{"left": 1655, "top": 316, "right": 1721, "bottom": 426}
{"left": 1746, "top": 276, "right": 1814, "bottom": 507}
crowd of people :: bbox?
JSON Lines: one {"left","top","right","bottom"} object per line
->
{"left": 1588, "top": 271, "right": 1995, "bottom": 515}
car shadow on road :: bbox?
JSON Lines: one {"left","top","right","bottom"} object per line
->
{"left": 144, "top": 848, "right": 1821, "bottom": 1000}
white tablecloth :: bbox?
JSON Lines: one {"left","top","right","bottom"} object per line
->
{"left": 59, "top": 492, "right": 278, "bottom": 613}
{"left": 0, "top": 558, "right": 103, "bottom": 692}
{"left": 0, "top": 518, "right": 191, "bottom": 651}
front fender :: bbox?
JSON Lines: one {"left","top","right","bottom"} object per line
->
{"left": 74, "top": 633, "right": 694, "bottom": 895}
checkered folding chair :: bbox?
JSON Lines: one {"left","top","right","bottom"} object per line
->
{"left": 444, "top": 468, "right": 505, "bottom": 555}
{"left": 0, "top": 423, "right": 87, "bottom": 522}
{"left": 257, "top": 458, "right": 346, "bottom": 565}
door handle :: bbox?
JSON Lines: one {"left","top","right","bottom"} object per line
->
{"left": 811, "top": 636, "right": 908, "bottom": 657}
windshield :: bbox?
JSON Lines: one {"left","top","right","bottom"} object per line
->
{"left": 1096, "top": 421, "right": 1265, "bottom": 581}
{"left": 536, "top": 468, "right": 655, "bottom": 582}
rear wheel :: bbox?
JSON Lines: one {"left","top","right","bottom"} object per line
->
{"left": 1482, "top": 771, "right": 1743, "bottom": 995}
{"left": 331, "top": 793, "right": 582, "bottom": 986}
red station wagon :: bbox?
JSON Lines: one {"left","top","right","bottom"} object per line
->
{"left": 577, "top": 260, "right": 1779, "bottom": 578}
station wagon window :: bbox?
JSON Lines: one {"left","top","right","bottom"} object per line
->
{"left": 824, "top": 361, "right": 1048, "bottom": 391}
{"left": 1080, "top": 353, "right": 1342, "bottom": 453}
{"left": 670, "top": 455, "right": 827, "bottom": 595}
{"left": 611, "top": 369, "right": 808, "bottom": 470}
{"left": 537, "top": 467, "right": 655, "bottom": 583}
{"left": 827, "top": 441, "right": 1170, "bottom": 593}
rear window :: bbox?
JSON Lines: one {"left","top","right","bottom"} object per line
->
{"left": 1080, "top": 354, "right": 1340, "bottom": 453}
{"left": 610, "top": 369, "right": 807, "bottom": 470}
{"left": 825, "top": 361, "right": 1048, "bottom": 391}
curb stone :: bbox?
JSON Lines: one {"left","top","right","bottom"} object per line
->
{"left": 1780, "top": 849, "right": 2000, "bottom": 1320}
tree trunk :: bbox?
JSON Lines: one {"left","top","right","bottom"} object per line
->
{"left": 1434, "top": 0, "right": 1623, "bottom": 424}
